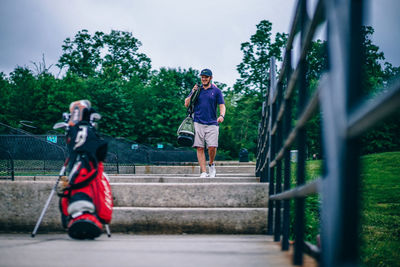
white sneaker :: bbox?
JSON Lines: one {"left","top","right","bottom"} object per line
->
{"left": 200, "top": 172, "right": 208, "bottom": 178}
{"left": 208, "top": 163, "right": 216, "bottom": 178}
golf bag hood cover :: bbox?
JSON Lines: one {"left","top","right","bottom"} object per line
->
{"left": 68, "top": 100, "right": 92, "bottom": 127}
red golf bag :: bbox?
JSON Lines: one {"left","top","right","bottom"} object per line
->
{"left": 58, "top": 100, "right": 113, "bottom": 239}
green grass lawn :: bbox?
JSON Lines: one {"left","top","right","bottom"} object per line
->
{"left": 298, "top": 151, "right": 400, "bottom": 266}
{"left": 359, "top": 151, "right": 400, "bottom": 267}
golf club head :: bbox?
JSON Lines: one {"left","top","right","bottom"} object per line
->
{"left": 62, "top": 112, "right": 71, "bottom": 122}
{"left": 90, "top": 113, "right": 101, "bottom": 122}
{"left": 90, "top": 113, "right": 101, "bottom": 128}
{"left": 53, "top": 122, "right": 69, "bottom": 130}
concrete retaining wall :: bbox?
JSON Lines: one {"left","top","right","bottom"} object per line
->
{"left": 0, "top": 180, "right": 268, "bottom": 234}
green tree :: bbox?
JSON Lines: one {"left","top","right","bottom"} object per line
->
{"left": 33, "top": 72, "right": 60, "bottom": 131}
{"left": 130, "top": 67, "right": 198, "bottom": 144}
{"left": 0, "top": 72, "right": 12, "bottom": 125}
{"left": 86, "top": 78, "right": 134, "bottom": 138}
{"left": 4, "top": 67, "right": 72, "bottom": 133}
{"left": 359, "top": 26, "right": 400, "bottom": 154}
{"left": 229, "top": 20, "right": 287, "bottom": 157}
{"left": 298, "top": 26, "right": 400, "bottom": 157}
{"left": 58, "top": 29, "right": 151, "bottom": 81}
{"left": 221, "top": 92, "right": 262, "bottom": 159}
{"left": 49, "top": 72, "right": 88, "bottom": 113}
{"left": 235, "top": 20, "right": 287, "bottom": 96}
{"left": 101, "top": 30, "right": 151, "bottom": 82}
{"left": 305, "top": 39, "right": 328, "bottom": 157}
{"left": 58, "top": 30, "right": 103, "bottom": 78}
{"left": 7, "top": 67, "right": 41, "bottom": 131}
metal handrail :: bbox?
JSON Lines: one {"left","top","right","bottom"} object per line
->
{"left": 270, "top": 78, "right": 323, "bottom": 168}
{"left": 255, "top": 0, "right": 400, "bottom": 266}
{"left": 269, "top": 178, "right": 320, "bottom": 200}
{"left": 347, "top": 78, "right": 400, "bottom": 138}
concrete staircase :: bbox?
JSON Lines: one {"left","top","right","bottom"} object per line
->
{"left": 0, "top": 163, "right": 269, "bottom": 234}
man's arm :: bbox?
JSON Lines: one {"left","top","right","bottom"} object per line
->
{"left": 217, "top": 104, "right": 226, "bottom": 123}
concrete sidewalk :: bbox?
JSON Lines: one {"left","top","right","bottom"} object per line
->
{"left": 0, "top": 234, "right": 295, "bottom": 267}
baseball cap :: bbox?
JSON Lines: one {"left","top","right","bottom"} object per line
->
{"left": 200, "top": 69, "right": 212, "bottom": 77}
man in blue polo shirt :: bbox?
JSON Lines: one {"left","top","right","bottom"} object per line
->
{"left": 185, "top": 69, "right": 226, "bottom": 177}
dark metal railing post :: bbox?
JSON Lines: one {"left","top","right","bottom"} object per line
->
{"left": 256, "top": 100, "right": 267, "bottom": 178}
{"left": 256, "top": 108, "right": 267, "bottom": 183}
{"left": 282, "top": 48, "right": 293, "bottom": 251}
{"left": 267, "top": 57, "right": 277, "bottom": 235}
{"left": 293, "top": 0, "right": 308, "bottom": 265}
{"left": 274, "top": 80, "right": 284, "bottom": 242}
{"left": 262, "top": 90, "right": 271, "bottom": 183}
{"left": 258, "top": 99, "right": 269, "bottom": 182}
{"left": 341, "top": 0, "right": 364, "bottom": 264}
{"left": 267, "top": 129, "right": 275, "bottom": 234}
{"left": 255, "top": 122, "right": 262, "bottom": 177}
{"left": 261, "top": 166, "right": 268, "bottom": 183}
{"left": 320, "top": 1, "right": 365, "bottom": 266}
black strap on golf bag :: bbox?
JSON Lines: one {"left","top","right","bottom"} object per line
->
{"left": 187, "top": 84, "right": 202, "bottom": 116}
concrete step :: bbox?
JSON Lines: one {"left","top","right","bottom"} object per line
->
{"left": 14, "top": 175, "right": 259, "bottom": 183}
{"left": 112, "top": 173, "right": 256, "bottom": 177}
{"left": 0, "top": 162, "right": 268, "bottom": 234}
{"left": 111, "top": 182, "right": 268, "bottom": 207}
{"left": 0, "top": 181, "right": 268, "bottom": 208}
{"left": 110, "top": 177, "right": 259, "bottom": 183}
{"left": 111, "top": 207, "right": 268, "bottom": 234}
{"left": 0, "top": 181, "right": 268, "bottom": 234}
{"left": 131, "top": 165, "right": 256, "bottom": 175}
{"left": 129, "top": 161, "right": 256, "bottom": 166}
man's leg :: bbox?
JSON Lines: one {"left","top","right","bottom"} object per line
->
{"left": 205, "top": 125, "right": 219, "bottom": 177}
{"left": 193, "top": 123, "right": 208, "bottom": 176}
{"left": 197, "top": 147, "right": 207, "bottom": 173}
{"left": 205, "top": 125, "right": 219, "bottom": 165}
{"left": 208, "top": 147, "right": 217, "bottom": 165}
{"left": 207, "top": 147, "right": 217, "bottom": 178}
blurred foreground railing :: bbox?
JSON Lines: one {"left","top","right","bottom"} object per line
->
{"left": 255, "top": 0, "right": 400, "bottom": 266}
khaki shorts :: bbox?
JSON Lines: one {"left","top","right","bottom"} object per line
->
{"left": 193, "top": 122, "right": 219, "bottom": 148}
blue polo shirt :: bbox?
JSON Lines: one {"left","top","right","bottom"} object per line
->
{"left": 191, "top": 84, "right": 225, "bottom": 126}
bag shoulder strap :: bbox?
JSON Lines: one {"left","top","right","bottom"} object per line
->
{"left": 187, "top": 84, "right": 201, "bottom": 116}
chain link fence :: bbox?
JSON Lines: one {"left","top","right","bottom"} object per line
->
{"left": 0, "top": 123, "right": 198, "bottom": 177}
{"left": 105, "top": 136, "right": 197, "bottom": 165}
{"left": 0, "top": 146, "right": 14, "bottom": 180}
{"left": 0, "top": 134, "right": 67, "bottom": 177}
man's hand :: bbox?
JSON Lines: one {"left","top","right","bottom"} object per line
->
{"left": 192, "top": 84, "right": 199, "bottom": 92}
{"left": 217, "top": 116, "right": 224, "bottom": 123}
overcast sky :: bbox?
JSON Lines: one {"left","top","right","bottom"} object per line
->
{"left": 0, "top": 0, "right": 399, "bottom": 88}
